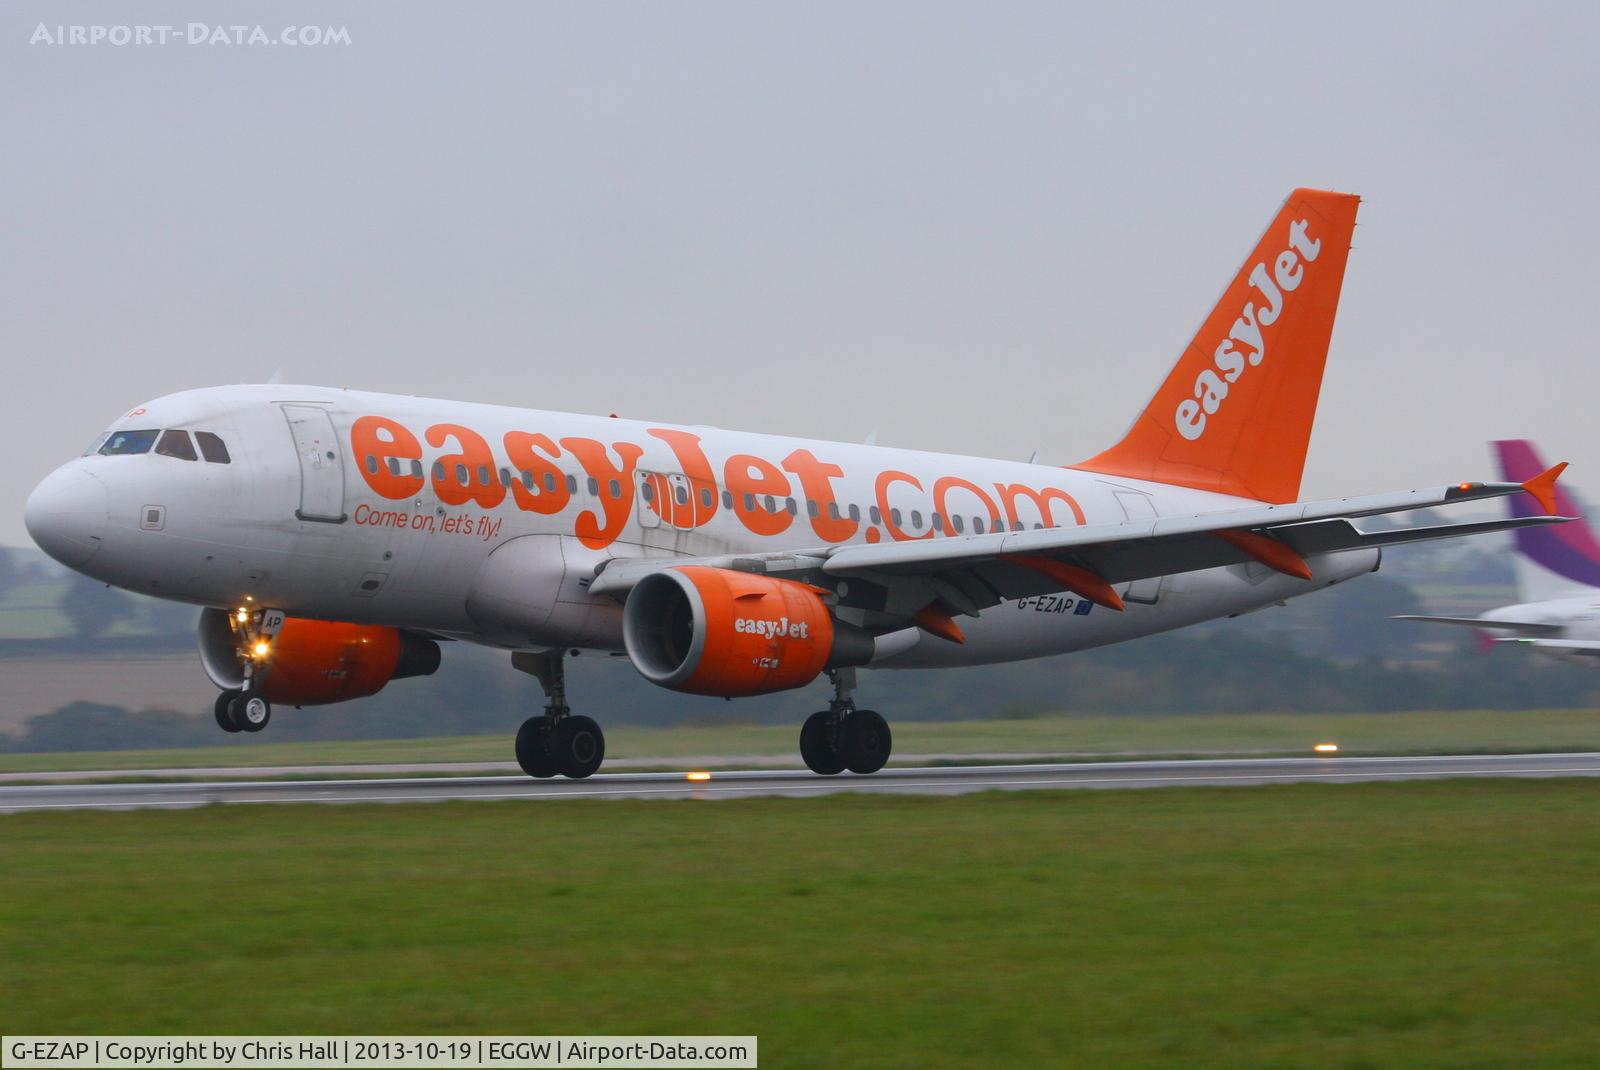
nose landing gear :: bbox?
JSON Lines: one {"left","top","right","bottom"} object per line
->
{"left": 209, "top": 606, "right": 278, "bottom": 734}
{"left": 212, "top": 688, "right": 272, "bottom": 733}
{"left": 511, "top": 650, "right": 607, "bottom": 779}
{"left": 214, "top": 689, "right": 243, "bottom": 733}
{"left": 800, "top": 669, "right": 892, "bottom": 775}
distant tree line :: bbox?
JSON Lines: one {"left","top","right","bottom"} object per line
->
{"left": 5, "top": 623, "right": 1596, "bottom": 753}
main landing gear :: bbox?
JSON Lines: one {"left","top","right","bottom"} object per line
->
{"left": 511, "top": 650, "right": 606, "bottom": 780}
{"left": 800, "top": 668, "right": 892, "bottom": 776}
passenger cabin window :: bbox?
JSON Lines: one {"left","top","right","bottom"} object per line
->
{"left": 154, "top": 430, "right": 198, "bottom": 461}
{"left": 193, "top": 435, "right": 232, "bottom": 463}
{"left": 98, "top": 429, "right": 159, "bottom": 456}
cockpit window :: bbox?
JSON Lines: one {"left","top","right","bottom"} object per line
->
{"left": 154, "top": 430, "right": 198, "bottom": 461}
{"left": 98, "top": 429, "right": 160, "bottom": 456}
{"left": 195, "top": 431, "right": 231, "bottom": 464}
{"left": 82, "top": 433, "right": 111, "bottom": 457}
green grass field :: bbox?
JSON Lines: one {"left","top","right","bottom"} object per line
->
{"left": 4, "top": 708, "right": 1599, "bottom": 774}
{"left": 4, "top": 781, "right": 1599, "bottom": 1067}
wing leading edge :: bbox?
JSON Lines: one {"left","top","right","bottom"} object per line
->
{"left": 588, "top": 474, "right": 1570, "bottom": 631}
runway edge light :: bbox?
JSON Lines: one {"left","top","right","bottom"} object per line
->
{"left": 1314, "top": 743, "right": 1339, "bottom": 754}
{"left": 686, "top": 771, "right": 712, "bottom": 782}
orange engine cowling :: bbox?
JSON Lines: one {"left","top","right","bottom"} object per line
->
{"left": 197, "top": 609, "right": 441, "bottom": 706}
{"left": 622, "top": 566, "right": 869, "bottom": 697}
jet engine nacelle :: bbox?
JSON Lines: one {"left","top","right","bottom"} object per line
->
{"left": 198, "top": 608, "right": 441, "bottom": 706}
{"left": 622, "top": 566, "right": 870, "bottom": 697}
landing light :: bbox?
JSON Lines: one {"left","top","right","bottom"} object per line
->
{"left": 1314, "top": 743, "right": 1339, "bottom": 754}
{"left": 252, "top": 641, "right": 271, "bottom": 657}
{"left": 235, "top": 608, "right": 250, "bottom": 623}
{"left": 686, "top": 771, "right": 712, "bottom": 782}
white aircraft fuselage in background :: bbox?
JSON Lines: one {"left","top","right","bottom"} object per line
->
{"left": 1401, "top": 440, "right": 1600, "bottom": 661}
{"left": 22, "top": 189, "right": 1568, "bottom": 779}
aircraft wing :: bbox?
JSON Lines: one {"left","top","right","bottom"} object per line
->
{"left": 1394, "top": 615, "right": 1564, "bottom": 636}
{"left": 1498, "top": 638, "right": 1600, "bottom": 656}
{"left": 589, "top": 476, "right": 1570, "bottom": 622}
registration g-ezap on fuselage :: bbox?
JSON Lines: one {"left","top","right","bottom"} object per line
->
{"left": 24, "top": 189, "right": 1570, "bottom": 779}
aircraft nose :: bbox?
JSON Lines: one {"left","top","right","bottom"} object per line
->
{"left": 24, "top": 465, "right": 109, "bottom": 569}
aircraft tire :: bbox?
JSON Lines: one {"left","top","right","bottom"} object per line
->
{"left": 840, "top": 709, "right": 891, "bottom": 775}
{"left": 800, "top": 711, "right": 846, "bottom": 775}
{"left": 213, "top": 690, "right": 244, "bottom": 733}
{"left": 552, "top": 715, "right": 605, "bottom": 779}
{"left": 515, "top": 716, "right": 560, "bottom": 778}
{"left": 231, "top": 693, "right": 271, "bottom": 733}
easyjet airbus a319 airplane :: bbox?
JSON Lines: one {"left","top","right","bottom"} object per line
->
{"left": 23, "top": 188, "right": 1571, "bottom": 778}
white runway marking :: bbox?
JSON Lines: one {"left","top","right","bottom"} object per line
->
{"left": 3, "top": 753, "right": 1599, "bottom": 811}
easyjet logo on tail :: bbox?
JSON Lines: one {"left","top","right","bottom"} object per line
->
{"left": 1174, "top": 219, "right": 1322, "bottom": 441}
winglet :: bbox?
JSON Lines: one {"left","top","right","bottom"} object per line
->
{"left": 1521, "top": 462, "right": 1568, "bottom": 516}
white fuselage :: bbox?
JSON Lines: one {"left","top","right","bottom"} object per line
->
{"left": 28, "top": 385, "right": 1379, "bottom": 672}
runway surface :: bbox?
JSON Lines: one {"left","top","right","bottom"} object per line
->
{"left": 3, "top": 752, "right": 1599, "bottom": 811}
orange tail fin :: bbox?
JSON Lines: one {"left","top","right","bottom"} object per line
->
{"left": 1073, "top": 188, "right": 1361, "bottom": 504}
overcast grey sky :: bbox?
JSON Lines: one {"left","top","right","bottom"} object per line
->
{"left": 4, "top": 2, "right": 1596, "bottom": 547}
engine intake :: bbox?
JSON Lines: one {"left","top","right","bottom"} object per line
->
{"left": 623, "top": 566, "right": 869, "bottom": 697}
